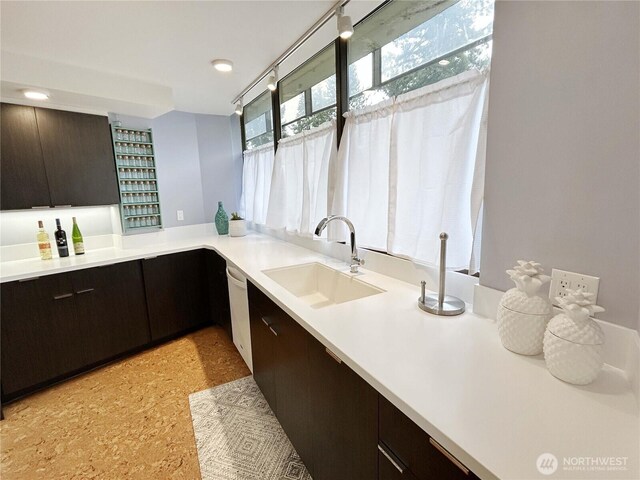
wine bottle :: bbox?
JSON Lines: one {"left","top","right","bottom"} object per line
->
{"left": 71, "top": 217, "right": 85, "bottom": 255}
{"left": 54, "top": 218, "right": 69, "bottom": 258}
{"left": 36, "top": 220, "right": 52, "bottom": 260}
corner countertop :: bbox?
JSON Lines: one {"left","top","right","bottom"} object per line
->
{"left": 2, "top": 227, "right": 638, "bottom": 480}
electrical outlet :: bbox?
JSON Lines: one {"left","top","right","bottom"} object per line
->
{"left": 177, "top": 210, "right": 184, "bottom": 221}
{"left": 549, "top": 269, "right": 600, "bottom": 306}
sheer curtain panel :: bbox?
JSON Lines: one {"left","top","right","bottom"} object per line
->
{"left": 241, "top": 143, "right": 274, "bottom": 224}
{"left": 388, "top": 70, "right": 489, "bottom": 270}
{"left": 328, "top": 99, "right": 395, "bottom": 250}
{"left": 266, "top": 121, "right": 336, "bottom": 235}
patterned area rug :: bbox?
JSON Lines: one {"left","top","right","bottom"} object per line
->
{"left": 189, "top": 376, "right": 312, "bottom": 480}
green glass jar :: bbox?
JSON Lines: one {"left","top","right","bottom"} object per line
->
{"left": 214, "top": 201, "right": 229, "bottom": 235}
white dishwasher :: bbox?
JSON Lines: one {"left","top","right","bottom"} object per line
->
{"left": 226, "top": 263, "right": 253, "bottom": 372}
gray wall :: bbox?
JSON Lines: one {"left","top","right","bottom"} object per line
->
{"left": 196, "top": 113, "right": 242, "bottom": 220}
{"left": 480, "top": 1, "right": 640, "bottom": 330}
{"left": 152, "top": 111, "right": 206, "bottom": 227}
{"left": 110, "top": 111, "right": 240, "bottom": 229}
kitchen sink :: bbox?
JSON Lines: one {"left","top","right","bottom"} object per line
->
{"left": 262, "top": 262, "right": 384, "bottom": 309}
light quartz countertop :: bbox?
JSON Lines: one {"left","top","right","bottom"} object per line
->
{"left": 1, "top": 226, "right": 638, "bottom": 480}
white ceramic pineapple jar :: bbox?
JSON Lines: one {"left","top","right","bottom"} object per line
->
{"left": 544, "top": 289, "right": 605, "bottom": 385}
{"left": 497, "top": 261, "right": 553, "bottom": 355}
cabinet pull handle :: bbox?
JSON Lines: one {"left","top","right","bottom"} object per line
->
{"left": 76, "top": 288, "right": 95, "bottom": 295}
{"left": 18, "top": 277, "right": 40, "bottom": 282}
{"left": 53, "top": 293, "right": 74, "bottom": 300}
{"left": 325, "top": 347, "right": 342, "bottom": 364}
{"left": 269, "top": 326, "right": 278, "bottom": 337}
{"left": 144, "top": 256, "right": 157, "bottom": 260}
{"left": 378, "top": 443, "right": 406, "bottom": 474}
{"left": 54, "top": 205, "right": 72, "bottom": 208}
{"left": 261, "top": 316, "right": 271, "bottom": 327}
{"left": 31, "top": 206, "right": 50, "bottom": 209}
{"left": 429, "top": 438, "right": 470, "bottom": 475}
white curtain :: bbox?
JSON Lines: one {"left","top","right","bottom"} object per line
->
{"left": 329, "top": 100, "right": 394, "bottom": 250}
{"left": 266, "top": 121, "right": 336, "bottom": 236}
{"left": 330, "top": 69, "right": 489, "bottom": 270}
{"left": 240, "top": 143, "right": 274, "bottom": 224}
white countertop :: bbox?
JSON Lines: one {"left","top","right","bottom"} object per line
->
{"left": 2, "top": 227, "right": 638, "bottom": 479}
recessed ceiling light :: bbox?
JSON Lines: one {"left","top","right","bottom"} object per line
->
{"left": 211, "top": 59, "right": 234, "bottom": 72}
{"left": 23, "top": 89, "right": 49, "bottom": 100}
{"left": 438, "top": 59, "right": 451, "bottom": 66}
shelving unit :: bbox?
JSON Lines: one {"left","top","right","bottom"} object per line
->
{"left": 110, "top": 125, "right": 163, "bottom": 233}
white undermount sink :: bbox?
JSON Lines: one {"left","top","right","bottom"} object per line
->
{"left": 263, "top": 262, "right": 384, "bottom": 309}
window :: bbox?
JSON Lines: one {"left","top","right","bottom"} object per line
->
{"left": 279, "top": 44, "right": 337, "bottom": 138}
{"left": 348, "top": 0, "right": 494, "bottom": 109}
{"left": 243, "top": 90, "right": 273, "bottom": 150}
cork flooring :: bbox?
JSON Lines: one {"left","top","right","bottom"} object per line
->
{"left": 0, "top": 326, "right": 251, "bottom": 479}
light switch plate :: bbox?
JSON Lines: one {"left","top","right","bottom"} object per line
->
{"left": 177, "top": 210, "right": 184, "bottom": 221}
{"left": 549, "top": 268, "right": 599, "bottom": 306}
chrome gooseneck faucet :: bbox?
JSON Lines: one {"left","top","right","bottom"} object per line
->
{"left": 315, "top": 215, "right": 364, "bottom": 273}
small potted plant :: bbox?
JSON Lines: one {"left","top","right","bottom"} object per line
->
{"left": 228, "top": 212, "right": 247, "bottom": 237}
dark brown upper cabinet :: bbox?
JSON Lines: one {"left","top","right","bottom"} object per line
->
{"left": 0, "top": 103, "right": 119, "bottom": 210}
{"left": 0, "top": 103, "right": 52, "bottom": 210}
{"left": 35, "top": 107, "right": 119, "bottom": 207}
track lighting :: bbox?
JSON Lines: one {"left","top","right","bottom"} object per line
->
{"left": 235, "top": 99, "right": 243, "bottom": 116}
{"left": 336, "top": 6, "right": 353, "bottom": 40}
{"left": 267, "top": 67, "right": 278, "bottom": 91}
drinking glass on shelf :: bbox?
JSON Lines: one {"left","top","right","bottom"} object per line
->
{"left": 124, "top": 130, "right": 130, "bottom": 141}
{"left": 141, "top": 131, "right": 148, "bottom": 143}
{"left": 135, "top": 131, "right": 142, "bottom": 142}
{"left": 116, "top": 129, "right": 123, "bottom": 141}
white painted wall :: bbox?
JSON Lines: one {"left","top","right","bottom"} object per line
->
{"left": 480, "top": 1, "right": 640, "bottom": 330}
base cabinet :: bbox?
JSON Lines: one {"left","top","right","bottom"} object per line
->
{"left": 248, "top": 280, "right": 377, "bottom": 480}
{"left": 1, "top": 261, "right": 151, "bottom": 398}
{"left": 206, "top": 250, "right": 231, "bottom": 338}
{"left": 143, "top": 250, "right": 209, "bottom": 341}
{"left": 379, "top": 395, "right": 479, "bottom": 480}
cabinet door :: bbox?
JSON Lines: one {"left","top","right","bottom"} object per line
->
{"left": 379, "top": 395, "right": 477, "bottom": 480}
{"left": 0, "top": 103, "right": 51, "bottom": 210}
{"left": 35, "top": 108, "right": 119, "bottom": 207}
{"left": 206, "top": 250, "right": 231, "bottom": 338}
{"left": 1, "top": 274, "right": 85, "bottom": 397}
{"left": 247, "top": 281, "right": 278, "bottom": 412}
{"left": 72, "top": 261, "right": 151, "bottom": 366}
{"left": 273, "top": 312, "right": 314, "bottom": 474}
{"left": 309, "top": 335, "right": 378, "bottom": 480}
{"left": 142, "top": 250, "right": 209, "bottom": 341}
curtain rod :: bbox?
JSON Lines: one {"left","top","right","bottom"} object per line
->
{"left": 231, "top": 0, "right": 351, "bottom": 105}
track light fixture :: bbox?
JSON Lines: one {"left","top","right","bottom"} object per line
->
{"left": 267, "top": 66, "right": 279, "bottom": 91}
{"left": 235, "top": 99, "right": 243, "bottom": 115}
{"left": 336, "top": 6, "right": 353, "bottom": 40}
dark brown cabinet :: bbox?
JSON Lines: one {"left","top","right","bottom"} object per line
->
{"left": 1, "top": 261, "right": 152, "bottom": 399}
{"left": 142, "top": 250, "right": 210, "bottom": 341}
{"left": 206, "top": 250, "right": 231, "bottom": 338}
{"left": 308, "top": 334, "right": 378, "bottom": 480}
{"left": 248, "top": 280, "right": 376, "bottom": 480}
{"left": 1, "top": 273, "right": 86, "bottom": 396}
{"left": 35, "top": 108, "right": 119, "bottom": 207}
{"left": 0, "top": 103, "right": 119, "bottom": 210}
{"left": 379, "top": 395, "right": 478, "bottom": 480}
{"left": 73, "top": 261, "right": 151, "bottom": 366}
{"left": 0, "top": 103, "right": 51, "bottom": 210}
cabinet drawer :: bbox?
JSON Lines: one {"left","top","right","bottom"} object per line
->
{"left": 379, "top": 395, "right": 477, "bottom": 480}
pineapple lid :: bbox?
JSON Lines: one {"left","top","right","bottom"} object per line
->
{"left": 547, "top": 289, "right": 605, "bottom": 345}
{"left": 501, "top": 260, "right": 552, "bottom": 314}
{"left": 500, "top": 288, "right": 553, "bottom": 315}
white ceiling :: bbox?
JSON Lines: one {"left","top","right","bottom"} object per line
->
{"left": 0, "top": 0, "right": 381, "bottom": 117}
